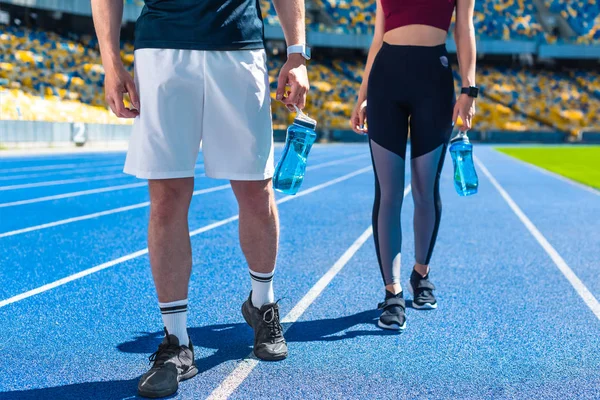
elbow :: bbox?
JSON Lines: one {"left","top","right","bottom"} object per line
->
{"left": 455, "top": 22, "right": 475, "bottom": 41}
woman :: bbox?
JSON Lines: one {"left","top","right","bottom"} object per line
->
{"left": 350, "top": 0, "right": 477, "bottom": 330}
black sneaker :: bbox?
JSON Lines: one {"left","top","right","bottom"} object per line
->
{"left": 377, "top": 291, "right": 407, "bottom": 331}
{"left": 409, "top": 270, "right": 438, "bottom": 309}
{"left": 241, "top": 292, "right": 288, "bottom": 361}
{"left": 137, "top": 328, "right": 198, "bottom": 398}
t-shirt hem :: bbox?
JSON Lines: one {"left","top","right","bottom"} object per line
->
{"left": 134, "top": 40, "right": 265, "bottom": 51}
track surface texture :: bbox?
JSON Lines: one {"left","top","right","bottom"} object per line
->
{"left": 0, "top": 144, "right": 598, "bottom": 400}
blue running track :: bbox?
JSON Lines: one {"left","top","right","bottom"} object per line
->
{"left": 0, "top": 144, "right": 599, "bottom": 399}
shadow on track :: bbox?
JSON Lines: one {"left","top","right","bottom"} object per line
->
{"left": 1, "top": 309, "right": 397, "bottom": 399}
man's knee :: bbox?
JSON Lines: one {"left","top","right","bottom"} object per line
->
{"left": 231, "top": 179, "right": 274, "bottom": 213}
{"left": 149, "top": 178, "right": 194, "bottom": 221}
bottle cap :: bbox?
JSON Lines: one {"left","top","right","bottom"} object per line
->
{"left": 293, "top": 105, "right": 317, "bottom": 130}
{"left": 450, "top": 130, "right": 469, "bottom": 144}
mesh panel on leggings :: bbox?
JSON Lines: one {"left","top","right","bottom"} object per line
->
{"left": 411, "top": 144, "right": 446, "bottom": 265}
{"left": 370, "top": 139, "right": 406, "bottom": 285}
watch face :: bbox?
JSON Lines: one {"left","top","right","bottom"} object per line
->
{"left": 305, "top": 47, "right": 311, "bottom": 60}
{"left": 463, "top": 87, "right": 478, "bottom": 97}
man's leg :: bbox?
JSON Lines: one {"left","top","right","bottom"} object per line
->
{"left": 232, "top": 179, "right": 287, "bottom": 361}
{"left": 201, "top": 49, "right": 285, "bottom": 360}
{"left": 148, "top": 178, "right": 194, "bottom": 345}
{"left": 230, "top": 179, "right": 279, "bottom": 307}
{"left": 126, "top": 48, "right": 204, "bottom": 398}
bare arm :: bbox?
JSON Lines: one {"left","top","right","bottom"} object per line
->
{"left": 357, "top": 0, "right": 385, "bottom": 103}
{"left": 272, "top": 0, "right": 310, "bottom": 109}
{"left": 452, "top": 0, "right": 476, "bottom": 130}
{"left": 454, "top": 0, "right": 476, "bottom": 87}
{"left": 350, "top": 0, "right": 384, "bottom": 133}
{"left": 272, "top": 0, "right": 305, "bottom": 49}
{"left": 91, "top": 0, "right": 139, "bottom": 117}
{"left": 91, "top": 0, "right": 123, "bottom": 73}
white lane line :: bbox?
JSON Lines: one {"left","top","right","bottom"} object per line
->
{"left": 494, "top": 149, "right": 600, "bottom": 197}
{"left": 0, "top": 154, "right": 367, "bottom": 237}
{"left": 0, "top": 174, "right": 129, "bottom": 191}
{"left": 475, "top": 157, "right": 600, "bottom": 321}
{"left": 0, "top": 174, "right": 206, "bottom": 208}
{"left": 0, "top": 160, "right": 122, "bottom": 174}
{"left": 305, "top": 154, "right": 368, "bottom": 171}
{"left": 0, "top": 184, "right": 230, "bottom": 238}
{"left": 0, "top": 152, "right": 364, "bottom": 207}
{"left": 0, "top": 149, "right": 357, "bottom": 181}
{"left": 206, "top": 184, "right": 412, "bottom": 400}
{"left": 277, "top": 166, "right": 372, "bottom": 205}
{"left": 0, "top": 182, "right": 148, "bottom": 208}
{"left": 0, "top": 165, "right": 124, "bottom": 181}
{"left": 0, "top": 165, "right": 373, "bottom": 309}
{"left": 0, "top": 163, "right": 205, "bottom": 182}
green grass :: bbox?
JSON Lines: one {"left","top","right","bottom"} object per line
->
{"left": 495, "top": 146, "right": 600, "bottom": 190}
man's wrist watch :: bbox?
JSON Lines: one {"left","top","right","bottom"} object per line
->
{"left": 461, "top": 86, "right": 479, "bottom": 98}
{"left": 287, "top": 44, "right": 311, "bottom": 61}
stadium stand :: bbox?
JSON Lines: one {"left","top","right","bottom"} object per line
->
{"left": 1, "top": 1, "right": 599, "bottom": 135}
{"left": 0, "top": 26, "right": 131, "bottom": 124}
{"left": 471, "top": 0, "right": 549, "bottom": 42}
{"left": 299, "top": 0, "right": 550, "bottom": 42}
{"left": 477, "top": 66, "right": 600, "bottom": 134}
{"left": 545, "top": 0, "right": 600, "bottom": 43}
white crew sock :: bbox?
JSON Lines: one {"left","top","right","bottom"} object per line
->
{"left": 158, "top": 298, "right": 189, "bottom": 347}
{"left": 249, "top": 269, "right": 275, "bottom": 308}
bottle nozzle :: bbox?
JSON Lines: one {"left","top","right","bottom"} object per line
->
{"left": 293, "top": 105, "right": 317, "bottom": 130}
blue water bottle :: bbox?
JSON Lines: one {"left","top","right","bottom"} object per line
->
{"left": 449, "top": 131, "right": 478, "bottom": 196}
{"left": 273, "top": 107, "right": 318, "bottom": 195}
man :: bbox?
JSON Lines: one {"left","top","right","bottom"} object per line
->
{"left": 91, "top": 0, "right": 310, "bottom": 397}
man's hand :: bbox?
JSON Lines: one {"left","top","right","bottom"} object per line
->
{"left": 452, "top": 94, "right": 476, "bottom": 131}
{"left": 276, "top": 54, "right": 309, "bottom": 111}
{"left": 104, "top": 64, "right": 140, "bottom": 119}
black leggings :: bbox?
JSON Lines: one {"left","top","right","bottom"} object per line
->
{"left": 367, "top": 43, "right": 455, "bottom": 286}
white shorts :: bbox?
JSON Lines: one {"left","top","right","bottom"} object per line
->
{"left": 124, "top": 48, "right": 274, "bottom": 180}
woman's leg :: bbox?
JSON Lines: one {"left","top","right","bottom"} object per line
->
{"left": 366, "top": 46, "right": 411, "bottom": 330}
{"left": 407, "top": 47, "right": 455, "bottom": 309}
{"left": 370, "top": 139, "right": 408, "bottom": 293}
{"left": 411, "top": 144, "right": 447, "bottom": 270}
{"left": 366, "top": 48, "right": 410, "bottom": 294}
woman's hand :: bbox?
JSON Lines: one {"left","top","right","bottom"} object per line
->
{"left": 350, "top": 99, "right": 368, "bottom": 134}
{"left": 452, "top": 94, "right": 476, "bottom": 131}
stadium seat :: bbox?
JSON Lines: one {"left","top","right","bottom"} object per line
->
{"left": 305, "top": 0, "right": 549, "bottom": 42}
{"left": 2, "top": 24, "right": 598, "bottom": 135}
{"left": 545, "top": 0, "right": 600, "bottom": 43}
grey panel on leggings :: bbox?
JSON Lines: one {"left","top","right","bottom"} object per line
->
{"left": 411, "top": 144, "right": 446, "bottom": 265}
{"left": 370, "top": 139, "right": 406, "bottom": 285}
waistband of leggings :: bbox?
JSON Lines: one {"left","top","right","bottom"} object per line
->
{"left": 381, "top": 42, "right": 448, "bottom": 56}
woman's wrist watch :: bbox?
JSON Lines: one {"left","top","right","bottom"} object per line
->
{"left": 461, "top": 86, "right": 479, "bottom": 98}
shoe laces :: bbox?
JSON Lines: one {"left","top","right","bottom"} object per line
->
{"left": 148, "top": 336, "right": 180, "bottom": 367}
{"left": 262, "top": 303, "right": 283, "bottom": 340}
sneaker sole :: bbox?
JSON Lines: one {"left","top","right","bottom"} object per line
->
{"left": 412, "top": 302, "right": 438, "bottom": 310}
{"left": 137, "top": 366, "right": 199, "bottom": 398}
{"left": 377, "top": 319, "right": 407, "bottom": 331}
{"left": 406, "top": 282, "right": 438, "bottom": 310}
{"left": 241, "top": 301, "right": 288, "bottom": 361}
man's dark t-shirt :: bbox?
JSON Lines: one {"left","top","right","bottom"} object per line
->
{"left": 134, "top": 0, "right": 265, "bottom": 51}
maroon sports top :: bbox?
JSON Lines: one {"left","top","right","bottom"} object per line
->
{"left": 380, "top": 0, "right": 456, "bottom": 33}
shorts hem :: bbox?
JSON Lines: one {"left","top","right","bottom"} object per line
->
{"left": 123, "top": 168, "right": 196, "bottom": 180}
{"left": 205, "top": 170, "right": 274, "bottom": 181}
